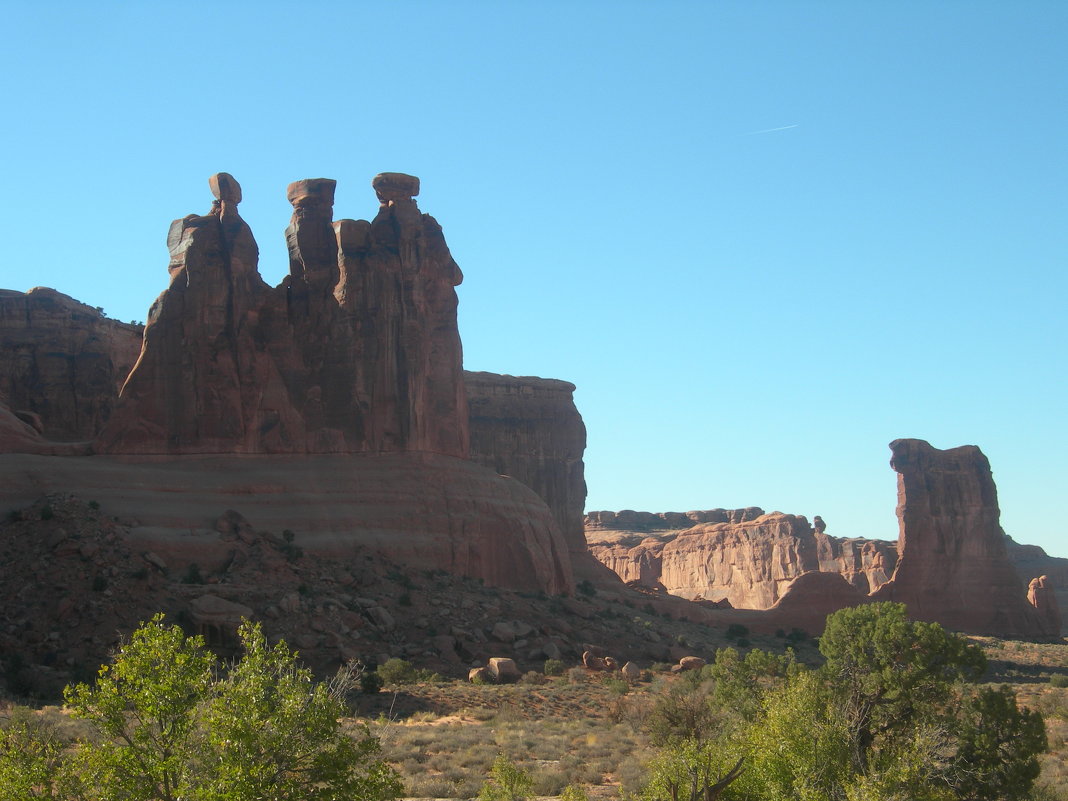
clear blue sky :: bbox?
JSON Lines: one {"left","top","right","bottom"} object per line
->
{"left": 3, "top": 2, "right": 1066, "bottom": 556}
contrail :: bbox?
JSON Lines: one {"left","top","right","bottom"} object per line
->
{"left": 746, "top": 124, "right": 799, "bottom": 135}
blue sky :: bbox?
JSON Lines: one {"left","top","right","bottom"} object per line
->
{"left": 3, "top": 2, "right": 1066, "bottom": 556}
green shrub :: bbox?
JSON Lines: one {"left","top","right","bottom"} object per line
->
{"left": 378, "top": 658, "right": 417, "bottom": 686}
{"left": 479, "top": 754, "right": 534, "bottom": 801}
{"left": 39, "top": 505, "right": 53, "bottom": 521}
{"left": 361, "top": 671, "right": 384, "bottom": 694}
{"left": 181, "top": 563, "right": 204, "bottom": 584}
{"left": 543, "top": 658, "right": 565, "bottom": 676}
{"left": 1050, "top": 673, "right": 1068, "bottom": 688}
{"left": 725, "top": 623, "right": 749, "bottom": 640}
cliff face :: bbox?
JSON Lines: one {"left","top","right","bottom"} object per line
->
{"left": 814, "top": 532, "right": 897, "bottom": 594}
{"left": 0, "top": 172, "right": 585, "bottom": 596}
{"left": 97, "top": 173, "right": 468, "bottom": 456}
{"left": 0, "top": 288, "right": 142, "bottom": 442}
{"left": 466, "top": 372, "right": 587, "bottom": 555}
{"left": 587, "top": 509, "right": 824, "bottom": 608}
{"left": 870, "top": 439, "right": 1057, "bottom": 639}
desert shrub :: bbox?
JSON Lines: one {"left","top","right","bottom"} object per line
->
{"left": 1050, "top": 674, "right": 1068, "bottom": 688}
{"left": 576, "top": 579, "right": 596, "bottom": 598}
{"left": 39, "top": 505, "right": 53, "bottom": 521}
{"left": 181, "top": 562, "right": 204, "bottom": 584}
{"left": 544, "top": 658, "right": 566, "bottom": 676}
{"left": 361, "top": 671, "right": 383, "bottom": 694}
{"left": 567, "top": 667, "right": 586, "bottom": 684}
{"left": 91, "top": 575, "right": 107, "bottom": 592}
{"left": 559, "top": 784, "right": 590, "bottom": 801}
{"left": 725, "top": 623, "right": 748, "bottom": 640}
{"left": 88, "top": 500, "right": 100, "bottom": 510}
{"left": 520, "top": 670, "right": 548, "bottom": 685}
{"left": 398, "top": 592, "right": 412, "bottom": 606}
{"left": 378, "top": 658, "right": 417, "bottom": 686}
{"left": 479, "top": 753, "right": 534, "bottom": 801}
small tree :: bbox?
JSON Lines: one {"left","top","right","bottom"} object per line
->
{"left": 25, "top": 614, "right": 402, "bottom": 801}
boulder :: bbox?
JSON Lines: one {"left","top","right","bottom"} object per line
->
{"left": 469, "top": 666, "right": 493, "bottom": 684}
{"left": 677, "top": 656, "right": 706, "bottom": 672}
{"left": 487, "top": 657, "right": 521, "bottom": 683}
{"left": 621, "top": 661, "right": 641, "bottom": 681}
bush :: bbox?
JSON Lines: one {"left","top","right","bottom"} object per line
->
{"left": 576, "top": 579, "right": 596, "bottom": 598}
{"left": 378, "top": 658, "right": 417, "bottom": 686}
{"left": 39, "top": 505, "right": 53, "bottom": 521}
{"left": 1050, "top": 673, "right": 1068, "bottom": 688}
{"left": 725, "top": 623, "right": 749, "bottom": 640}
{"left": 2, "top": 614, "right": 402, "bottom": 801}
{"left": 181, "top": 563, "right": 204, "bottom": 584}
{"left": 479, "top": 754, "right": 534, "bottom": 801}
{"left": 543, "top": 658, "right": 565, "bottom": 676}
{"left": 361, "top": 671, "right": 384, "bottom": 694}
{"left": 520, "top": 670, "right": 548, "bottom": 685}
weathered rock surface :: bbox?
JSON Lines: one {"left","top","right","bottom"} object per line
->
{"left": 1027, "top": 576, "right": 1062, "bottom": 636}
{"left": 0, "top": 288, "right": 141, "bottom": 441}
{"left": 814, "top": 531, "right": 897, "bottom": 594}
{"left": 1007, "top": 539, "right": 1068, "bottom": 633}
{"left": 97, "top": 172, "right": 468, "bottom": 456}
{"left": 466, "top": 372, "right": 587, "bottom": 555}
{"left": 0, "top": 451, "right": 574, "bottom": 596}
{"left": 587, "top": 510, "right": 822, "bottom": 608}
{"left": 870, "top": 439, "right": 1058, "bottom": 638}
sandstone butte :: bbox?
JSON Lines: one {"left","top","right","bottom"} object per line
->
{"left": 0, "top": 171, "right": 1061, "bottom": 642}
{"left": 587, "top": 439, "right": 1061, "bottom": 639}
{"left": 0, "top": 172, "right": 603, "bottom": 596}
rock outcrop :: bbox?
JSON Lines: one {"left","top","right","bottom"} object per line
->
{"left": 814, "top": 532, "right": 897, "bottom": 594}
{"left": 97, "top": 172, "right": 468, "bottom": 456}
{"left": 0, "top": 288, "right": 142, "bottom": 441}
{"left": 466, "top": 372, "right": 587, "bottom": 554}
{"left": 587, "top": 510, "right": 821, "bottom": 608}
{"left": 870, "top": 439, "right": 1058, "bottom": 638}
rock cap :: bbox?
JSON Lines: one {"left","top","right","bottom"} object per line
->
{"left": 209, "top": 173, "right": 242, "bottom": 204}
{"left": 372, "top": 172, "right": 420, "bottom": 203}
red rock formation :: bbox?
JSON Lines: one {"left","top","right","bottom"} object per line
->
{"left": 587, "top": 511, "right": 819, "bottom": 608}
{"left": 466, "top": 372, "right": 586, "bottom": 554}
{"left": 870, "top": 439, "right": 1058, "bottom": 638}
{"left": 1, "top": 450, "right": 573, "bottom": 595}
{"left": 97, "top": 172, "right": 468, "bottom": 456}
{"left": 1027, "top": 575, "right": 1062, "bottom": 636}
{"left": 767, "top": 571, "right": 867, "bottom": 634}
{"left": 814, "top": 531, "right": 897, "bottom": 594}
{"left": 0, "top": 288, "right": 141, "bottom": 441}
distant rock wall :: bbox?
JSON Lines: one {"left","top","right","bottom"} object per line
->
{"left": 587, "top": 508, "right": 900, "bottom": 608}
{"left": 0, "top": 288, "right": 141, "bottom": 441}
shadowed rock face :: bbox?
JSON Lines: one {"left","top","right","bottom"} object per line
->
{"left": 97, "top": 172, "right": 468, "bottom": 456}
{"left": 466, "top": 372, "right": 587, "bottom": 554}
{"left": 871, "top": 438, "right": 1058, "bottom": 638}
{"left": 0, "top": 289, "right": 142, "bottom": 442}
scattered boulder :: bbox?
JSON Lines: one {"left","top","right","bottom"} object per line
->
{"left": 621, "top": 661, "right": 641, "bottom": 682}
{"left": 677, "top": 656, "right": 706, "bottom": 672}
{"left": 487, "top": 657, "right": 521, "bottom": 683}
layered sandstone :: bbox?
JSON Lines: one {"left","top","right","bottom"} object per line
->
{"left": 871, "top": 439, "right": 1057, "bottom": 638}
{"left": 97, "top": 172, "right": 467, "bottom": 456}
{"left": 466, "top": 372, "right": 587, "bottom": 554}
{"left": 587, "top": 510, "right": 823, "bottom": 608}
{"left": 0, "top": 288, "right": 142, "bottom": 441}
{"left": 814, "top": 532, "right": 897, "bottom": 594}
